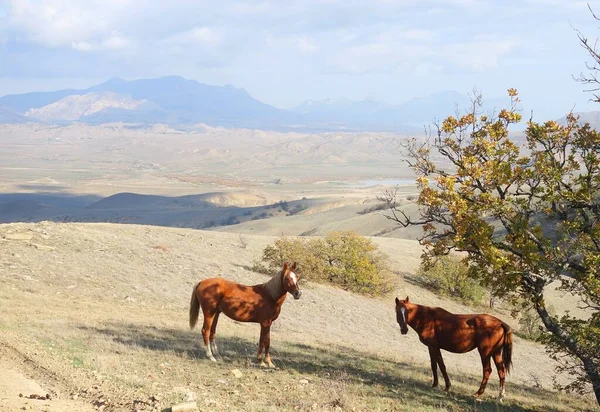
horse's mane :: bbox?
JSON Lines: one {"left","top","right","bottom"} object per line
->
{"left": 262, "top": 269, "right": 284, "bottom": 301}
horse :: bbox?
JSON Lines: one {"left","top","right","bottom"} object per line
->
{"left": 394, "top": 296, "right": 513, "bottom": 400}
{"left": 189, "top": 262, "right": 302, "bottom": 368}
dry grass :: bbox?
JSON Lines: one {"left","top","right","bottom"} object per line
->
{"left": 0, "top": 222, "right": 596, "bottom": 411}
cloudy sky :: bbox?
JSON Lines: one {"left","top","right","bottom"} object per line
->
{"left": 0, "top": 0, "right": 599, "bottom": 119}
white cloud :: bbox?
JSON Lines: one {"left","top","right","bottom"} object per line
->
{"left": 71, "top": 33, "right": 130, "bottom": 52}
{"left": 7, "top": 0, "right": 131, "bottom": 48}
{"left": 444, "top": 39, "right": 516, "bottom": 71}
{"left": 296, "top": 37, "right": 318, "bottom": 53}
{"left": 163, "top": 27, "right": 222, "bottom": 47}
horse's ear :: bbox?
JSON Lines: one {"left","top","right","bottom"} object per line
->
{"left": 395, "top": 297, "right": 400, "bottom": 305}
{"left": 405, "top": 296, "right": 410, "bottom": 303}
{"left": 291, "top": 262, "right": 297, "bottom": 271}
{"left": 283, "top": 262, "right": 288, "bottom": 271}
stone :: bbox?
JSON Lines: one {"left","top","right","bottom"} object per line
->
{"left": 170, "top": 402, "right": 199, "bottom": 412}
{"left": 5, "top": 233, "right": 33, "bottom": 241}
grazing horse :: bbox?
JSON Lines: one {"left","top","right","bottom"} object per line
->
{"left": 189, "top": 262, "right": 302, "bottom": 368}
{"left": 395, "top": 296, "right": 513, "bottom": 400}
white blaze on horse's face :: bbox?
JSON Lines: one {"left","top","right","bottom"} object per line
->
{"left": 288, "top": 271, "right": 302, "bottom": 300}
{"left": 398, "top": 305, "right": 409, "bottom": 335}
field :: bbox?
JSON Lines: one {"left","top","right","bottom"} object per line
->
{"left": 0, "top": 123, "right": 596, "bottom": 411}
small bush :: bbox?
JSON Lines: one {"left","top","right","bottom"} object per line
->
{"left": 418, "top": 256, "right": 486, "bottom": 305}
{"left": 513, "top": 302, "right": 554, "bottom": 341}
{"left": 288, "top": 204, "right": 308, "bottom": 215}
{"left": 357, "top": 202, "right": 388, "bottom": 215}
{"left": 518, "top": 305, "right": 544, "bottom": 340}
{"left": 257, "top": 231, "right": 393, "bottom": 296}
{"left": 224, "top": 215, "right": 240, "bottom": 226}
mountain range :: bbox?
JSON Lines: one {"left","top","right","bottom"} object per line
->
{"left": 0, "top": 75, "right": 527, "bottom": 132}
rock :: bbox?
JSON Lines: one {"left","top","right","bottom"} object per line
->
{"left": 184, "top": 391, "right": 197, "bottom": 402}
{"left": 170, "top": 402, "right": 199, "bottom": 412}
{"left": 31, "top": 243, "right": 55, "bottom": 251}
{"left": 231, "top": 369, "right": 243, "bottom": 378}
{"left": 5, "top": 233, "right": 33, "bottom": 241}
{"left": 299, "top": 379, "right": 309, "bottom": 384}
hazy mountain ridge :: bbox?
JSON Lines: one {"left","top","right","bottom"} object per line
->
{"left": 0, "top": 107, "right": 30, "bottom": 123}
{"left": 0, "top": 76, "right": 296, "bottom": 129}
{"left": 0, "top": 76, "right": 535, "bottom": 131}
{"left": 291, "top": 90, "right": 518, "bottom": 128}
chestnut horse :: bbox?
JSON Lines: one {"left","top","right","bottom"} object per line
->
{"left": 395, "top": 296, "right": 513, "bottom": 400}
{"left": 189, "top": 262, "right": 301, "bottom": 367}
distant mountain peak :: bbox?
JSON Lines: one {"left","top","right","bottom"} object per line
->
{"left": 24, "top": 92, "right": 150, "bottom": 122}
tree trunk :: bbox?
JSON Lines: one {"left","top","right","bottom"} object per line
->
{"left": 534, "top": 298, "right": 600, "bottom": 406}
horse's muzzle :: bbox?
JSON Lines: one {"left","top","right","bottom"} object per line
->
{"left": 293, "top": 290, "right": 302, "bottom": 300}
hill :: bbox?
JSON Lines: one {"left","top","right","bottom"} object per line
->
{"left": 0, "top": 222, "right": 594, "bottom": 411}
{"left": 0, "top": 107, "right": 31, "bottom": 123}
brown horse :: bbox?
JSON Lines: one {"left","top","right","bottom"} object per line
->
{"left": 189, "top": 262, "right": 302, "bottom": 367}
{"left": 395, "top": 296, "right": 513, "bottom": 400}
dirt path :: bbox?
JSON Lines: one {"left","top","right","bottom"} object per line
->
{"left": 0, "top": 348, "right": 95, "bottom": 412}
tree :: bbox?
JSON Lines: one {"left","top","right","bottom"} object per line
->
{"left": 383, "top": 89, "right": 600, "bottom": 405}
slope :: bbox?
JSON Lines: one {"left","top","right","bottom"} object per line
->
{"left": 0, "top": 222, "right": 594, "bottom": 411}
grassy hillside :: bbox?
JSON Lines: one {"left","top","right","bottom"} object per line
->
{"left": 0, "top": 222, "right": 595, "bottom": 411}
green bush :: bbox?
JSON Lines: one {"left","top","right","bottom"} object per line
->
{"left": 517, "top": 305, "right": 544, "bottom": 341}
{"left": 418, "top": 256, "right": 486, "bottom": 305}
{"left": 257, "top": 231, "right": 393, "bottom": 296}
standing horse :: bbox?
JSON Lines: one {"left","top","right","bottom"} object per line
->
{"left": 189, "top": 262, "right": 302, "bottom": 368}
{"left": 395, "top": 296, "right": 513, "bottom": 400}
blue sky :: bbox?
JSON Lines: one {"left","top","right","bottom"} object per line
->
{"left": 0, "top": 0, "right": 599, "bottom": 119}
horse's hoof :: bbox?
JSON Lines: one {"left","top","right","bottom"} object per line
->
{"left": 259, "top": 361, "right": 268, "bottom": 368}
{"left": 432, "top": 383, "right": 438, "bottom": 388}
{"left": 208, "top": 356, "right": 217, "bottom": 362}
{"left": 267, "top": 362, "right": 276, "bottom": 369}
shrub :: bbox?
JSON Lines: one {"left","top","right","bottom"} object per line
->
{"left": 257, "top": 231, "right": 393, "bottom": 296}
{"left": 357, "top": 202, "right": 388, "bottom": 215}
{"left": 517, "top": 305, "right": 544, "bottom": 340}
{"left": 288, "top": 203, "right": 308, "bottom": 215}
{"left": 513, "top": 302, "right": 554, "bottom": 341}
{"left": 418, "top": 256, "right": 486, "bottom": 305}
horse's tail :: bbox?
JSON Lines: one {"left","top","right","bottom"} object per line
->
{"left": 502, "top": 322, "right": 513, "bottom": 374}
{"left": 189, "top": 282, "right": 201, "bottom": 329}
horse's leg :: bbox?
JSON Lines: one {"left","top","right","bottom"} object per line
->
{"left": 262, "top": 324, "right": 275, "bottom": 368}
{"left": 493, "top": 350, "right": 507, "bottom": 401}
{"left": 209, "top": 311, "right": 222, "bottom": 360}
{"left": 257, "top": 325, "right": 267, "bottom": 365}
{"left": 436, "top": 350, "right": 451, "bottom": 392}
{"left": 475, "top": 351, "right": 493, "bottom": 398}
{"left": 427, "top": 347, "right": 440, "bottom": 388}
{"left": 201, "top": 310, "right": 217, "bottom": 362}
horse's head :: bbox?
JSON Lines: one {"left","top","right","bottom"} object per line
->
{"left": 282, "top": 262, "right": 302, "bottom": 300}
{"left": 395, "top": 296, "right": 410, "bottom": 334}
